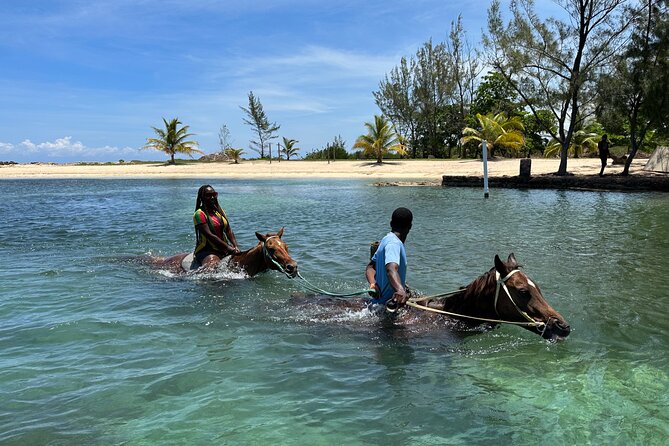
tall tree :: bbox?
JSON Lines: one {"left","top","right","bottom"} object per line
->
{"left": 597, "top": 0, "right": 669, "bottom": 175}
{"left": 447, "top": 16, "right": 481, "bottom": 143}
{"left": 374, "top": 57, "right": 420, "bottom": 157}
{"left": 485, "top": 0, "right": 631, "bottom": 175}
{"left": 472, "top": 71, "right": 521, "bottom": 117}
{"left": 143, "top": 117, "right": 201, "bottom": 164}
{"left": 413, "top": 39, "right": 456, "bottom": 157}
{"left": 240, "top": 91, "right": 280, "bottom": 158}
{"left": 375, "top": 22, "right": 481, "bottom": 159}
{"left": 218, "top": 124, "right": 232, "bottom": 154}
{"left": 353, "top": 115, "right": 407, "bottom": 163}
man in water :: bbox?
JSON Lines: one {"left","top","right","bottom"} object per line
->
{"left": 365, "top": 207, "right": 413, "bottom": 314}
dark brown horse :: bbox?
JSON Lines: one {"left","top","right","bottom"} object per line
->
{"left": 292, "top": 253, "right": 570, "bottom": 341}
{"left": 150, "top": 227, "right": 298, "bottom": 278}
{"left": 405, "top": 253, "right": 571, "bottom": 341}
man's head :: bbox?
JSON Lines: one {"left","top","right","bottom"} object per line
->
{"left": 390, "top": 207, "right": 413, "bottom": 234}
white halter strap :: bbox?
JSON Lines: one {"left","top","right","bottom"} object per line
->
{"left": 494, "top": 269, "right": 542, "bottom": 326}
{"left": 262, "top": 236, "right": 293, "bottom": 278}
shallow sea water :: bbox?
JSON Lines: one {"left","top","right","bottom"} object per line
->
{"left": 0, "top": 178, "right": 667, "bottom": 445}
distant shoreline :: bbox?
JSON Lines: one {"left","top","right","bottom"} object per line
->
{"left": 0, "top": 158, "right": 658, "bottom": 181}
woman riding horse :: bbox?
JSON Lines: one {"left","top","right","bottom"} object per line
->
{"left": 193, "top": 184, "right": 240, "bottom": 269}
{"left": 153, "top": 227, "right": 298, "bottom": 278}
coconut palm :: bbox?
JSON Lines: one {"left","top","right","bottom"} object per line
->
{"left": 353, "top": 115, "right": 407, "bottom": 163}
{"left": 544, "top": 130, "right": 598, "bottom": 158}
{"left": 281, "top": 137, "right": 300, "bottom": 160}
{"left": 461, "top": 112, "right": 525, "bottom": 158}
{"left": 144, "top": 118, "right": 201, "bottom": 164}
{"left": 224, "top": 148, "right": 245, "bottom": 164}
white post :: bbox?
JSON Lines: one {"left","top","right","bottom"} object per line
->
{"left": 482, "top": 140, "right": 489, "bottom": 198}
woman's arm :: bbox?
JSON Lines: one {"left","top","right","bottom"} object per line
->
{"left": 196, "top": 222, "right": 237, "bottom": 255}
{"left": 225, "top": 223, "right": 240, "bottom": 253}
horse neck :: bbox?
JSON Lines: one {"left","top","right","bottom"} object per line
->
{"left": 442, "top": 271, "right": 499, "bottom": 318}
{"left": 230, "top": 243, "right": 267, "bottom": 276}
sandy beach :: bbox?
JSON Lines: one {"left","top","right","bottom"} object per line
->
{"left": 0, "top": 157, "right": 652, "bottom": 180}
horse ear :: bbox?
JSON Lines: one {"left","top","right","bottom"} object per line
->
{"left": 494, "top": 254, "right": 508, "bottom": 275}
{"left": 277, "top": 226, "right": 285, "bottom": 238}
{"left": 256, "top": 231, "right": 267, "bottom": 242}
{"left": 507, "top": 253, "right": 518, "bottom": 268}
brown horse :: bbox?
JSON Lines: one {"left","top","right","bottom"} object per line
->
{"left": 405, "top": 253, "right": 571, "bottom": 341}
{"left": 150, "top": 227, "right": 298, "bottom": 278}
{"left": 292, "top": 253, "right": 570, "bottom": 341}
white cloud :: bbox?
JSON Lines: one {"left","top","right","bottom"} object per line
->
{"left": 0, "top": 137, "right": 145, "bottom": 162}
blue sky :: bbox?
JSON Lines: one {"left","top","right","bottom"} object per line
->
{"left": 1, "top": 0, "right": 495, "bottom": 163}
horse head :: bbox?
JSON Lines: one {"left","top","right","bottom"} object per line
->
{"left": 493, "top": 253, "right": 571, "bottom": 341}
{"left": 255, "top": 227, "right": 298, "bottom": 278}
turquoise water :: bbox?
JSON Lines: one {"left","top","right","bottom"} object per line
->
{"left": 0, "top": 179, "right": 667, "bottom": 445}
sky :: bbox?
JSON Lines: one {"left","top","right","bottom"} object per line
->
{"left": 0, "top": 0, "right": 500, "bottom": 163}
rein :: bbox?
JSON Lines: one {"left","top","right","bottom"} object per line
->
{"left": 262, "top": 236, "right": 375, "bottom": 296}
{"left": 406, "top": 269, "right": 546, "bottom": 328}
{"left": 238, "top": 240, "right": 376, "bottom": 299}
{"left": 293, "top": 272, "right": 375, "bottom": 298}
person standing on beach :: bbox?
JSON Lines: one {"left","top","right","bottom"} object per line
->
{"left": 365, "top": 207, "right": 413, "bottom": 314}
{"left": 598, "top": 134, "right": 610, "bottom": 177}
{"left": 193, "top": 184, "right": 240, "bottom": 268}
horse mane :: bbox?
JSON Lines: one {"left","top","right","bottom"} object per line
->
{"left": 444, "top": 261, "right": 524, "bottom": 314}
{"left": 436, "top": 268, "right": 498, "bottom": 314}
{"left": 461, "top": 268, "right": 497, "bottom": 302}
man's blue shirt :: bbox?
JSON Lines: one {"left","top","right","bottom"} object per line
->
{"left": 371, "top": 232, "right": 407, "bottom": 304}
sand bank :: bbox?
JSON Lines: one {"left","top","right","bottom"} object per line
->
{"left": 0, "top": 158, "right": 651, "bottom": 180}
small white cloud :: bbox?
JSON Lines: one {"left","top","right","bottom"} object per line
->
{"left": 0, "top": 142, "right": 14, "bottom": 154}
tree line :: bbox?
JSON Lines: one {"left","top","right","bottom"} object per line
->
{"left": 144, "top": 0, "right": 668, "bottom": 176}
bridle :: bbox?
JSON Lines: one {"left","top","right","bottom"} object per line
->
{"left": 494, "top": 269, "right": 549, "bottom": 334}
{"left": 261, "top": 236, "right": 294, "bottom": 278}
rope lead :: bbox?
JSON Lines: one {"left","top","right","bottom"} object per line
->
{"left": 294, "top": 271, "right": 375, "bottom": 298}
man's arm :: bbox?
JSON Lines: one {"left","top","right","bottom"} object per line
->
{"left": 385, "top": 262, "right": 408, "bottom": 305}
{"left": 365, "top": 261, "right": 378, "bottom": 297}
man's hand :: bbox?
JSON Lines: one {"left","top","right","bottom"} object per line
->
{"left": 368, "top": 283, "right": 379, "bottom": 298}
{"left": 391, "top": 288, "right": 408, "bottom": 306}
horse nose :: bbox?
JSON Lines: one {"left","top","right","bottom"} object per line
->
{"left": 556, "top": 320, "right": 571, "bottom": 333}
{"left": 285, "top": 263, "right": 297, "bottom": 275}
{"left": 549, "top": 318, "right": 571, "bottom": 337}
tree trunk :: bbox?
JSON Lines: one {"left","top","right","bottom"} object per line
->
{"left": 556, "top": 142, "right": 569, "bottom": 175}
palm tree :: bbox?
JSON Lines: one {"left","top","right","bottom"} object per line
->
{"left": 144, "top": 118, "right": 202, "bottom": 164}
{"left": 461, "top": 112, "right": 525, "bottom": 158}
{"left": 544, "top": 130, "right": 598, "bottom": 158}
{"left": 353, "top": 115, "right": 407, "bottom": 163}
{"left": 281, "top": 137, "right": 300, "bottom": 160}
{"left": 224, "top": 148, "right": 245, "bottom": 164}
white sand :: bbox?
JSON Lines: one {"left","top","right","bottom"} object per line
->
{"left": 0, "top": 158, "right": 649, "bottom": 180}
